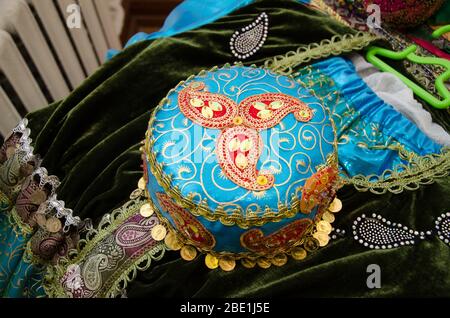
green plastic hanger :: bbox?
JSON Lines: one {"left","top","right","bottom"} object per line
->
{"left": 432, "top": 25, "right": 450, "bottom": 39}
{"left": 365, "top": 26, "right": 450, "bottom": 109}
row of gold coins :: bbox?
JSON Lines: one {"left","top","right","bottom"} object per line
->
{"left": 138, "top": 173, "right": 343, "bottom": 271}
{"left": 312, "top": 197, "right": 342, "bottom": 247}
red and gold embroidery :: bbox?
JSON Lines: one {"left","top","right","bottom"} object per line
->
{"left": 300, "top": 166, "right": 338, "bottom": 214}
{"left": 239, "top": 93, "right": 313, "bottom": 129}
{"left": 240, "top": 218, "right": 312, "bottom": 255}
{"left": 177, "top": 82, "right": 238, "bottom": 129}
{"left": 156, "top": 192, "right": 216, "bottom": 250}
{"left": 178, "top": 82, "right": 313, "bottom": 190}
{"left": 216, "top": 126, "right": 274, "bottom": 190}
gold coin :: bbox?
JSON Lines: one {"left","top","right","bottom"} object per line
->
{"left": 151, "top": 224, "right": 167, "bottom": 241}
{"left": 219, "top": 256, "right": 236, "bottom": 271}
{"left": 139, "top": 203, "right": 154, "bottom": 218}
{"left": 240, "top": 258, "right": 256, "bottom": 269}
{"left": 20, "top": 163, "right": 35, "bottom": 176}
{"left": 304, "top": 237, "right": 320, "bottom": 252}
{"left": 180, "top": 245, "right": 197, "bottom": 261}
{"left": 291, "top": 247, "right": 307, "bottom": 260}
{"left": 205, "top": 254, "right": 219, "bottom": 269}
{"left": 316, "top": 220, "right": 332, "bottom": 234}
{"left": 30, "top": 189, "right": 47, "bottom": 205}
{"left": 313, "top": 232, "right": 330, "bottom": 247}
{"left": 271, "top": 254, "right": 288, "bottom": 267}
{"left": 46, "top": 217, "right": 62, "bottom": 233}
{"left": 328, "top": 198, "right": 342, "bottom": 213}
{"left": 6, "top": 146, "right": 16, "bottom": 159}
{"left": 322, "top": 211, "right": 335, "bottom": 223}
{"left": 257, "top": 257, "right": 272, "bottom": 269}
{"left": 138, "top": 177, "right": 146, "bottom": 190}
{"left": 34, "top": 213, "right": 47, "bottom": 228}
{"left": 164, "top": 231, "right": 182, "bottom": 250}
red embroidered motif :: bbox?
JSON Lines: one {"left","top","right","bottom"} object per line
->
{"left": 239, "top": 93, "right": 313, "bottom": 129}
{"left": 240, "top": 218, "right": 312, "bottom": 254}
{"left": 178, "top": 82, "right": 238, "bottom": 129}
{"left": 156, "top": 192, "right": 216, "bottom": 249}
{"left": 178, "top": 82, "right": 313, "bottom": 190}
{"left": 300, "top": 166, "right": 338, "bottom": 214}
{"left": 216, "top": 126, "right": 274, "bottom": 190}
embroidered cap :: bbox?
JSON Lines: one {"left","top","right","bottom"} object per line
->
{"left": 143, "top": 64, "right": 342, "bottom": 269}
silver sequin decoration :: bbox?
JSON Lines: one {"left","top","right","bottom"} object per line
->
{"left": 352, "top": 213, "right": 427, "bottom": 249}
{"left": 436, "top": 212, "right": 450, "bottom": 246}
{"left": 230, "top": 12, "right": 269, "bottom": 60}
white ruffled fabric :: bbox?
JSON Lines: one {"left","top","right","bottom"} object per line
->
{"left": 349, "top": 53, "right": 450, "bottom": 147}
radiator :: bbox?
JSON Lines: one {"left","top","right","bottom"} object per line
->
{"left": 0, "top": 0, "right": 123, "bottom": 139}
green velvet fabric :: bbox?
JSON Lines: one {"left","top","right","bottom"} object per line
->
{"left": 23, "top": 0, "right": 450, "bottom": 297}
{"left": 27, "top": 0, "right": 356, "bottom": 222}
{"left": 128, "top": 179, "right": 450, "bottom": 297}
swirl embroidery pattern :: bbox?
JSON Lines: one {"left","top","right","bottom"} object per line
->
{"left": 178, "top": 82, "right": 313, "bottom": 191}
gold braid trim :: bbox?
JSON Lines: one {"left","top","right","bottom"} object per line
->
{"left": 344, "top": 146, "right": 450, "bottom": 194}
{"left": 310, "top": 0, "right": 352, "bottom": 27}
{"left": 264, "top": 32, "right": 379, "bottom": 75}
{"left": 9, "top": 207, "right": 34, "bottom": 235}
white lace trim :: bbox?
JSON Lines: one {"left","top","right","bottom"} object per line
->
{"left": 8, "top": 119, "right": 82, "bottom": 230}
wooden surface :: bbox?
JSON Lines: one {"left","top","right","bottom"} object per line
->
{"left": 120, "top": 0, "right": 182, "bottom": 44}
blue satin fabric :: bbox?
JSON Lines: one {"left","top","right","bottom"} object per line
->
{"left": 295, "top": 57, "right": 442, "bottom": 178}
{"left": 147, "top": 65, "right": 335, "bottom": 253}
{"left": 106, "top": 0, "right": 311, "bottom": 60}
{"left": 0, "top": 213, "right": 45, "bottom": 298}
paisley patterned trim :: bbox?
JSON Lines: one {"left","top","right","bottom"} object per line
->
{"left": 178, "top": 82, "right": 238, "bottom": 129}
{"left": 0, "top": 119, "right": 85, "bottom": 266}
{"left": 1, "top": 120, "right": 82, "bottom": 230}
{"left": 145, "top": 63, "right": 341, "bottom": 228}
{"left": 44, "top": 189, "right": 167, "bottom": 298}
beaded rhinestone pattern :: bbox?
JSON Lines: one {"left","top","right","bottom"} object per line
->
{"left": 230, "top": 12, "right": 269, "bottom": 60}
{"left": 352, "top": 213, "right": 428, "bottom": 249}
{"left": 436, "top": 212, "right": 450, "bottom": 246}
